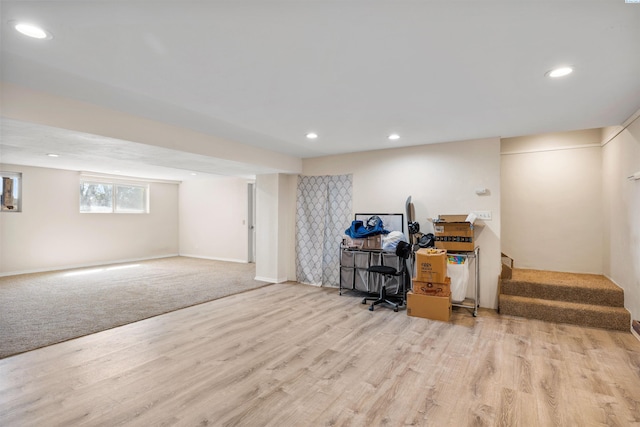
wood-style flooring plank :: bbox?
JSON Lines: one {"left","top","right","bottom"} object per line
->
{"left": 2, "top": 282, "right": 640, "bottom": 426}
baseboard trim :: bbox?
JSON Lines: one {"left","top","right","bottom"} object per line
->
{"left": 255, "top": 276, "right": 287, "bottom": 283}
{"left": 632, "top": 321, "right": 640, "bottom": 342}
{"left": 0, "top": 254, "right": 180, "bottom": 277}
{"left": 179, "top": 254, "right": 248, "bottom": 264}
{"left": 603, "top": 274, "right": 624, "bottom": 289}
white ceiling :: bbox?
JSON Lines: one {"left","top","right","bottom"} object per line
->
{"left": 1, "top": 1, "right": 639, "bottom": 180}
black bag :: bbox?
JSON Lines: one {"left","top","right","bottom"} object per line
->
{"left": 418, "top": 233, "right": 435, "bottom": 248}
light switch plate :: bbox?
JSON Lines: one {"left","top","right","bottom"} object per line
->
{"left": 472, "top": 210, "right": 492, "bottom": 221}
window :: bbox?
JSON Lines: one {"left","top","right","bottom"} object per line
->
{"left": 80, "top": 182, "right": 113, "bottom": 212}
{"left": 80, "top": 180, "right": 148, "bottom": 213}
{"left": 1, "top": 172, "right": 22, "bottom": 212}
{"left": 115, "top": 184, "right": 147, "bottom": 213}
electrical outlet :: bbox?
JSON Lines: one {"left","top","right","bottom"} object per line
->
{"left": 472, "top": 210, "right": 492, "bottom": 221}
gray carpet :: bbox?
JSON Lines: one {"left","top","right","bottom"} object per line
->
{"left": 0, "top": 256, "right": 272, "bottom": 359}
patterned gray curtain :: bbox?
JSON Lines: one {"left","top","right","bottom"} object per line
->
{"left": 296, "top": 174, "right": 352, "bottom": 286}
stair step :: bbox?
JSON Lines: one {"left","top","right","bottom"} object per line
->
{"left": 501, "top": 269, "right": 624, "bottom": 307}
{"left": 499, "top": 294, "right": 630, "bottom": 331}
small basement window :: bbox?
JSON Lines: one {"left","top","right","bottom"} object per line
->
{"left": 80, "top": 179, "right": 149, "bottom": 213}
{"left": 1, "top": 172, "right": 22, "bottom": 212}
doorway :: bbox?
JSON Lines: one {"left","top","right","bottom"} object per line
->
{"left": 247, "top": 182, "right": 256, "bottom": 263}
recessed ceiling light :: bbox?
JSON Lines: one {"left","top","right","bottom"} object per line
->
{"left": 546, "top": 67, "right": 573, "bottom": 78}
{"left": 388, "top": 133, "right": 400, "bottom": 141}
{"left": 46, "top": 153, "right": 59, "bottom": 157}
{"left": 11, "top": 21, "right": 52, "bottom": 40}
{"left": 190, "top": 173, "right": 198, "bottom": 176}
{"left": 306, "top": 132, "right": 318, "bottom": 140}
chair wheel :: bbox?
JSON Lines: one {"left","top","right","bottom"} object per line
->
{"left": 369, "top": 306, "right": 374, "bottom": 311}
{"left": 394, "top": 307, "right": 398, "bottom": 312}
{"left": 362, "top": 299, "right": 367, "bottom": 304}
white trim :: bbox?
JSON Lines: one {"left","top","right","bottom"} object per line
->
{"left": 601, "top": 108, "right": 640, "bottom": 147}
{"left": 603, "top": 273, "right": 623, "bottom": 290}
{"left": 0, "top": 254, "right": 179, "bottom": 277}
{"left": 254, "top": 276, "right": 286, "bottom": 283}
{"left": 600, "top": 127, "right": 625, "bottom": 146}
{"left": 604, "top": 273, "right": 635, "bottom": 335}
{"left": 179, "top": 254, "right": 248, "bottom": 264}
{"left": 500, "top": 143, "right": 601, "bottom": 156}
{"left": 622, "top": 108, "right": 640, "bottom": 128}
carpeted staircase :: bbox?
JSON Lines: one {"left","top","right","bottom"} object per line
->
{"left": 499, "top": 268, "right": 631, "bottom": 331}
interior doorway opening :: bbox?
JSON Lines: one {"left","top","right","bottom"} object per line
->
{"left": 247, "top": 182, "right": 256, "bottom": 263}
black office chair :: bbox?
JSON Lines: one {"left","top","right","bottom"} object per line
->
{"left": 363, "top": 240, "right": 412, "bottom": 312}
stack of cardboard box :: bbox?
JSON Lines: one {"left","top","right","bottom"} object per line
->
{"left": 432, "top": 214, "right": 475, "bottom": 252}
{"left": 407, "top": 248, "right": 452, "bottom": 321}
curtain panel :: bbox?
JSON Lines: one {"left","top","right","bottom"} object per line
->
{"left": 295, "top": 174, "right": 352, "bottom": 287}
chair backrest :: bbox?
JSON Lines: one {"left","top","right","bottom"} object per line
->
{"left": 395, "top": 240, "right": 412, "bottom": 260}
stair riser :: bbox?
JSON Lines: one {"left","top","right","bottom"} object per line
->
{"left": 500, "top": 300, "right": 630, "bottom": 332}
{"left": 501, "top": 281, "right": 624, "bottom": 307}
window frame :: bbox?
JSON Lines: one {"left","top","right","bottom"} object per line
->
{"left": 1, "top": 171, "right": 22, "bottom": 213}
{"left": 80, "top": 178, "right": 149, "bottom": 214}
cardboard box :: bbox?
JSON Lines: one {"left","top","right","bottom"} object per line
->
{"left": 364, "top": 235, "right": 382, "bottom": 250}
{"left": 344, "top": 235, "right": 382, "bottom": 250}
{"left": 501, "top": 253, "right": 513, "bottom": 280}
{"left": 406, "top": 291, "right": 452, "bottom": 321}
{"left": 432, "top": 214, "right": 475, "bottom": 251}
{"left": 414, "top": 248, "right": 447, "bottom": 282}
{"left": 412, "top": 276, "right": 451, "bottom": 296}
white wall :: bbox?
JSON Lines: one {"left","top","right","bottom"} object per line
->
{"left": 602, "top": 113, "right": 640, "bottom": 322}
{"left": 279, "top": 174, "right": 296, "bottom": 281}
{"left": 255, "top": 173, "right": 296, "bottom": 283}
{"left": 302, "top": 138, "right": 502, "bottom": 309}
{"left": 501, "top": 129, "right": 603, "bottom": 273}
{"left": 0, "top": 164, "right": 179, "bottom": 275}
{"left": 179, "top": 176, "right": 251, "bottom": 262}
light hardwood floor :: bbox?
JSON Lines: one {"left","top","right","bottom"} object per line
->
{"left": 1, "top": 282, "right": 640, "bottom": 426}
